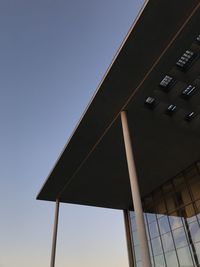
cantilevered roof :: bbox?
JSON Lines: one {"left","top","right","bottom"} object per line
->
{"left": 37, "top": 0, "right": 200, "bottom": 210}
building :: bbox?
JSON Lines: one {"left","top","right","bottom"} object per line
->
{"left": 37, "top": 1, "right": 200, "bottom": 266}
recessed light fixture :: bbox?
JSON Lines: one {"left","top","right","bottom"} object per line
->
{"left": 184, "top": 111, "right": 196, "bottom": 122}
{"left": 196, "top": 34, "right": 200, "bottom": 44}
{"left": 144, "top": 97, "right": 156, "bottom": 109}
{"left": 181, "top": 85, "right": 196, "bottom": 99}
{"left": 176, "top": 50, "right": 196, "bottom": 70}
{"left": 166, "top": 104, "right": 177, "bottom": 116}
{"left": 159, "top": 75, "right": 175, "bottom": 92}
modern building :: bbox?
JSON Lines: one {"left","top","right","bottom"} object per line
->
{"left": 37, "top": 1, "right": 200, "bottom": 267}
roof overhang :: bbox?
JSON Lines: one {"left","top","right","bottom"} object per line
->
{"left": 37, "top": 0, "right": 200, "bottom": 210}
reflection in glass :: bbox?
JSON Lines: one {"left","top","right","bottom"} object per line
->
{"left": 184, "top": 204, "right": 196, "bottom": 223}
{"left": 158, "top": 216, "right": 170, "bottom": 234}
{"left": 179, "top": 188, "right": 191, "bottom": 206}
{"left": 144, "top": 196, "right": 154, "bottom": 207}
{"left": 151, "top": 237, "right": 163, "bottom": 256}
{"left": 148, "top": 241, "right": 153, "bottom": 258}
{"left": 145, "top": 223, "right": 150, "bottom": 240}
{"left": 149, "top": 221, "right": 159, "bottom": 239}
{"left": 144, "top": 213, "right": 148, "bottom": 224}
{"left": 153, "top": 190, "right": 163, "bottom": 201}
{"left": 131, "top": 163, "right": 200, "bottom": 267}
{"left": 188, "top": 174, "right": 200, "bottom": 201}
{"left": 165, "top": 194, "right": 176, "bottom": 213}
{"left": 132, "top": 230, "right": 139, "bottom": 246}
{"left": 195, "top": 200, "right": 200, "bottom": 222}
{"left": 189, "top": 243, "right": 200, "bottom": 267}
{"left": 147, "top": 212, "right": 156, "bottom": 224}
{"left": 195, "top": 242, "right": 200, "bottom": 262}
{"left": 169, "top": 213, "right": 183, "bottom": 230}
{"left": 165, "top": 250, "right": 179, "bottom": 267}
{"left": 173, "top": 227, "right": 188, "bottom": 248}
{"left": 136, "top": 261, "right": 142, "bottom": 267}
{"left": 151, "top": 259, "right": 155, "bottom": 267}
{"left": 177, "top": 246, "right": 194, "bottom": 267}
{"left": 134, "top": 245, "right": 141, "bottom": 262}
{"left": 189, "top": 221, "right": 200, "bottom": 243}
{"left": 161, "top": 232, "right": 174, "bottom": 252}
{"left": 162, "top": 182, "right": 173, "bottom": 194}
{"left": 154, "top": 255, "right": 166, "bottom": 267}
{"left": 130, "top": 212, "right": 137, "bottom": 232}
{"left": 156, "top": 199, "right": 167, "bottom": 217}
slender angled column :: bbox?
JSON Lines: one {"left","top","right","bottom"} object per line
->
{"left": 121, "top": 111, "right": 151, "bottom": 267}
{"left": 123, "top": 210, "right": 135, "bottom": 267}
{"left": 50, "top": 199, "right": 60, "bottom": 267}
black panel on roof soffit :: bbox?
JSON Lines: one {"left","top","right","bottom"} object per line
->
{"left": 37, "top": 0, "right": 200, "bottom": 210}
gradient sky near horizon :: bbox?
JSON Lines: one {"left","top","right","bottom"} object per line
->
{"left": 0, "top": 1, "right": 144, "bottom": 266}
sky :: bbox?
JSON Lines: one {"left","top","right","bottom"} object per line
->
{"left": 0, "top": 1, "right": 144, "bottom": 267}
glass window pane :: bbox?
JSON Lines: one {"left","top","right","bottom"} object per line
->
{"left": 195, "top": 200, "right": 200, "bottom": 222}
{"left": 146, "top": 212, "right": 156, "bottom": 224}
{"left": 151, "top": 259, "right": 155, "bottom": 267}
{"left": 143, "top": 196, "right": 154, "bottom": 211}
{"left": 165, "top": 194, "right": 176, "bottom": 213}
{"left": 157, "top": 199, "right": 167, "bottom": 217}
{"left": 188, "top": 221, "right": 200, "bottom": 243}
{"left": 161, "top": 232, "right": 174, "bottom": 252}
{"left": 180, "top": 189, "right": 192, "bottom": 206}
{"left": 184, "top": 204, "right": 196, "bottom": 223}
{"left": 162, "top": 182, "right": 174, "bottom": 195}
{"left": 134, "top": 245, "right": 141, "bottom": 262}
{"left": 129, "top": 211, "right": 135, "bottom": 219}
{"left": 154, "top": 255, "right": 166, "bottom": 267}
{"left": 165, "top": 250, "right": 179, "bottom": 267}
{"left": 136, "top": 261, "right": 142, "bottom": 267}
{"left": 148, "top": 240, "right": 153, "bottom": 258}
{"left": 172, "top": 190, "right": 191, "bottom": 208}
{"left": 158, "top": 216, "right": 170, "bottom": 234}
{"left": 144, "top": 213, "right": 148, "bottom": 225}
{"left": 130, "top": 211, "right": 135, "bottom": 221}
{"left": 189, "top": 243, "right": 200, "bottom": 266}
{"left": 151, "top": 237, "right": 163, "bottom": 256}
{"left": 169, "top": 213, "right": 183, "bottom": 230}
{"left": 132, "top": 230, "right": 139, "bottom": 246}
{"left": 130, "top": 213, "right": 137, "bottom": 232}
{"left": 131, "top": 223, "right": 137, "bottom": 233}
{"left": 187, "top": 174, "right": 200, "bottom": 201}
{"left": 173, "top": 227, "right": 188, "bottom": 248}
{"left": 174, "top": 209, "right": 196, "bottom": 225}
{"left": 149, "top": 221, "right": 159, "bottom": 239}
{"left": 177, "top": 246, "right": 194, "bottom": 267}
{"left": 153, "top": 190, "right": 163, "bottom": 201}
{"left": 173, "top": 176, "right": 192, "bottom": 206}
{"left": 195, "top": 242, "right": 200, "bottom": 262}
{"left": 145, "top": 223, "right": 150, "bottom": 241}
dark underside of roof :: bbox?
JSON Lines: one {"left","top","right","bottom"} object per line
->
{"left": 37, "top": 0, "right": 200, "bottom": 210}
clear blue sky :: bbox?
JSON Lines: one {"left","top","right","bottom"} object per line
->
{"left": 0, "top": 1, "right": 144, "bottom": 266}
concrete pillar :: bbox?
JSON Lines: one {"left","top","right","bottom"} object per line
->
{"left": 50, "top": 199, "right": 60, "bottom": 267}
{"left": 121, "top": 111, "right": 151, "bottom": 267}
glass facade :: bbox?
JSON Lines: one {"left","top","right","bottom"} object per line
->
{"left": 130, "top": 162, "right": 200, "bottom": 267}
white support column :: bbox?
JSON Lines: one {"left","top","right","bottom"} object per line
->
{"left": 123, "top": 210, "right": 135, "bottom": 267}
{"left": 121, "top": 111, "right": 151, "bottom": 267}
{"left": 50, "top": 199, "right": 60, "bottom": 267}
